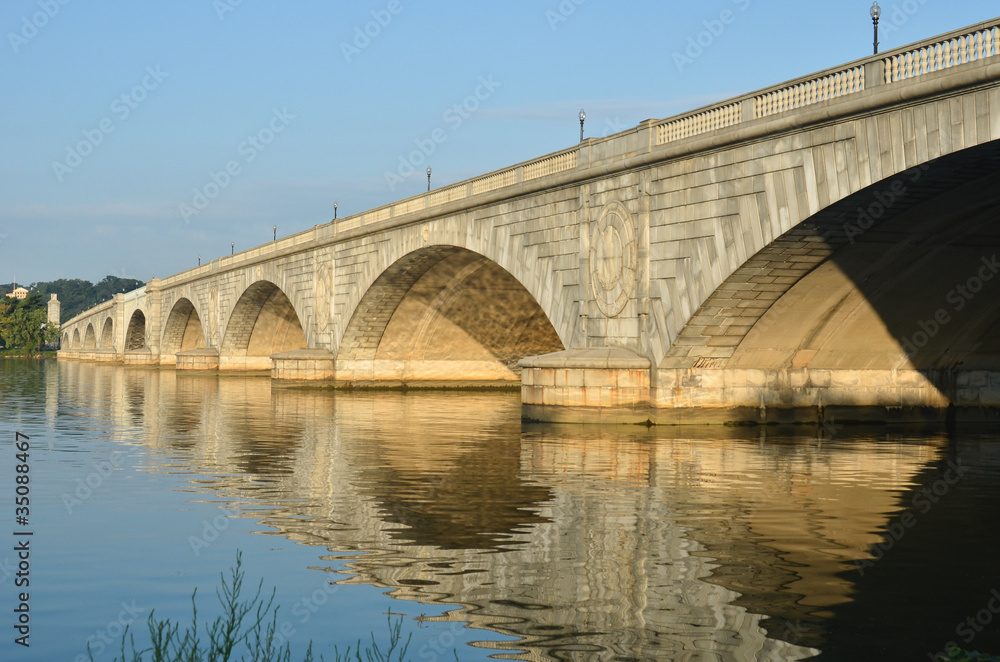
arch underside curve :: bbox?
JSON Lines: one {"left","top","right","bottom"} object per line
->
{"left": 338, "top": 246, "right": 564, "bottom": 384}
{"left": 220, "top": 281, "right": 307, "bottom": 370}
{"left": 83, "top": 323, "right": 96, "bottom": 349}
{"left": 161, "top": 298, "right": 206, "bottom": 363}
{"left": 71, "top": 328, "right": 80, "bottom": 348}
{"left": 99, "top": 318, "right": 113, "bottom": 350}
{"left": 125, "top": 310, "right": 146, "bottom": 351}
{"left": 665, "top": 140, "right": 1000, "bottom": 369}
{"left": 661, "top": 139, "right": 1000, "bottom": 408}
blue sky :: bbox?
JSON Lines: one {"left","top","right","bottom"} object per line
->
{"left": 1, "top": 0, "right": 997, "bottom": 284}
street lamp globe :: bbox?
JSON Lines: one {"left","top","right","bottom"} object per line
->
{"left": 870, "top": 1, "right": 881, "bottom": 54}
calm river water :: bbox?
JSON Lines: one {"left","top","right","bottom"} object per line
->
{"left": 1, "top": 359, "right": 999, "bottom": 661}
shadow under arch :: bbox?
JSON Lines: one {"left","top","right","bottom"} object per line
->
{"left": 220, "top": 280, "right": 307, "bottom": 370}
{"left": 161, "top": 297, "right": 207, "bottom": 362}
{"left": 338, "top": 246, "right": 564, "bottom": 384}
{"left": 99, "top": 318, "right": 113, "bottom": 349}
{"left": 83, "top": 323, "right": 96, "bottom": 349}
{"left": 664, "top": 139, "right": 1000, "bottom": 415}
{"left": 71, "top": 328, "right": 80, "bottom": 348}
{"left": 125, "top": 310, "right": 146, "bottom": 350}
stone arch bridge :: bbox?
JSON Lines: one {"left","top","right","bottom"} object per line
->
{"left": 60, "top": 19, "right": 1000, "bottom": 424}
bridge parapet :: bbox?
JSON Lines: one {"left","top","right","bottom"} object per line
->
{"left": 654, "top": 19, "right": 1000, "bottom": 147}
{"left": 883, "top": 21, "right": 1000, "bottom": 83}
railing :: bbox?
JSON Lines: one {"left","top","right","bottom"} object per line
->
{"left": 884, "top": 24, "right": 1000, "bottom": 82}
{"left": 143, "top": 17, "right": 1000, "bottom": 293}
{"left": 651, "top": 18, "right": 999, "bottom": 146}
{"left": 524, "top": 151, "right": 578, "bottom": 181}
{"left": 123, "top": 286, "right": 145, "bottom": 302}
{"left": 754, "top": 65, "right": 864, "bottom": 118}
{"left": 656, "top": 101, "right": 742, "bottom": 145}
{"left": 471, "top": 168, "right": 518, "bottom": 195}
{"left": 64, "top": 298, "right": 115, "bottom": 326}
{"left": 427, "top": 185, "right": 466, "bottom": 207}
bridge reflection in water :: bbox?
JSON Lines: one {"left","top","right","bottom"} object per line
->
{"left": 57, "top": 362, "right": 1000, "bottom": 661}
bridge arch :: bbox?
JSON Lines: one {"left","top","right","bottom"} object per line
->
{"left": 99, "top": 318, "right": 114, "bottom": 350}
{"left": 220, "top": 280, "right": 307, "bottom": 370}
{"left": 338, "top": 220, "right": 577, "bottom": 351}
{"left": 338, "top": 246, "right": 564, "bottom": 383}
{"left": 664, "top": 139, "right": 1000, "bottom": 372}
{"left": 83, "top": 323, "right": 97, "bottom": 350}
{"left": 71, "top": 328, "right": 80, "bottom": 349}
{"left": 161, "top": 297, "right": 207, "bottom": 357}
{"left": 125, "top": 310, "right": 146, "bottom": 350}
{"left": 649, "top": 139, "right": 1000, "bottom": 420}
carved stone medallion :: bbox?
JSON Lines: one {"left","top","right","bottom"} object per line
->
{"left": 590, "top": 201, "right": 637, "bottom": 317}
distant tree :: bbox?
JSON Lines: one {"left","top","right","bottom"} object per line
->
{"left": 0, "top": 292, "right": 58, "bottom": 355}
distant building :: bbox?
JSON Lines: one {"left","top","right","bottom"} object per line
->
{"left": 6, "top": 286, "right": 28, "bottom": 299}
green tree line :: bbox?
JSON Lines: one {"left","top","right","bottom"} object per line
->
{"left": 1, "top": 275, "right": 144, "bottom": 322}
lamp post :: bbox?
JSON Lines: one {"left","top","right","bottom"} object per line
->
{"left": 231, "top": 242, "right": 234, "bottom": 255}
{"left": 334, "top": 202, "right": 338, "bottom": 220}
{"left": 426, "top": 166, "right": 432, "bottom": 192}
{"left": 871, "top": 2, "right": 881, "bottom": 54}
{"left": 198, "top": 255, "right": 201, "bottom": 266}
{"left": 579, "top": 109, "right": 586, "bottom": 142}
{"left": 273, "top": 225, "right": 276, "bottom": 241}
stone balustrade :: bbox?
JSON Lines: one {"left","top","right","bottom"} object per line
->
{"left": 884, "top": 23, "right": 1000, "bottom": 82}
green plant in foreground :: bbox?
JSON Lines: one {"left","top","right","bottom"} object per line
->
{"left": 90, "top": 552, "right": 415, "bottom": 662}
